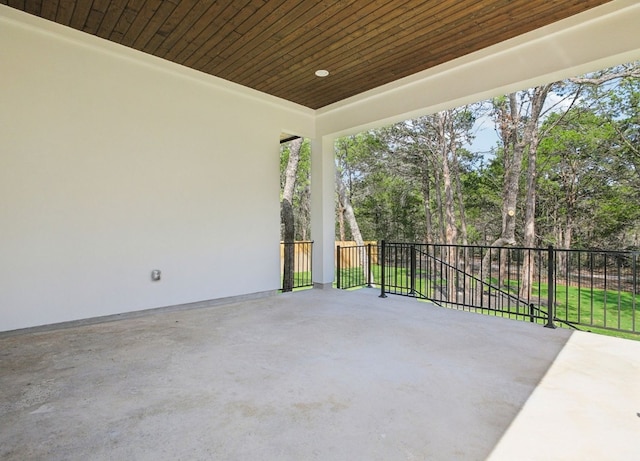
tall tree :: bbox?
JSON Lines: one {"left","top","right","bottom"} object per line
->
{"left": 490, "top": 94, "right": 524, "bottom": 248}
{"left": 379, "top": 107, "right": 477, "bottom": 244}
{"left": 538, "top": 109, "right": 615, "bottom": 250}
{"left": 333, "top": 132, "right": 395, "bottom": 241}
{"left": 490, "top": 84, "right": 573, "bottom": 297}
{"left": 280, "top": 137, "right": 302, "bottom": 292}
{"left": 519, "top": 85, "right": 552, "bottom": 298}
{"left": 335, "top": 168, "right": 365, "bottom": 247}
{"left": 481, "top": 95, "right": 526, "bottom": 288}
{"left": 335, "top": 135, "right": 374, "bottom": 283}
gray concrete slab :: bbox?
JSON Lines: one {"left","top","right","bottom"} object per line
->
{"left": 1, "top": 288, "right": 638, "bottom": 460}
{"left": 487, "top": 331, "right": 640, "bottom": 460}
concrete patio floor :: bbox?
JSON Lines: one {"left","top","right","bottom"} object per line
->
{"left": 1, "top": 288, "right": 639, "bottom": 460}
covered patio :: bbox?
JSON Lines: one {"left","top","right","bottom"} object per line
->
{"left": 2, "top": 3, "right": 640, "bottom": 459}
{"left": 2, "top": 289, "right": 638, "bottom": 460}
{"left": 2, "top": 1, "right": 640, "bottom": 333}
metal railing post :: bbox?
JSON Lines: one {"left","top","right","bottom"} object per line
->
{"left": 379, "top": 240, "right": 387, "bottom": 298}
{"left": 309, "top": 241, "right": 313, "bottom": 287}
{"left": 367, "top": 243, "right": 373, "bottom": 287}
{"left": 336, "top": 245, "right": 341, "bottom": 289}
{"left": 545, "top": 245, "right": 556, "bottom": 329}
{"left": 633, "top": 252, "right": 638, "bottom": 334}
{"left": 410, "top": 244, "right": 416, "bottom": 296}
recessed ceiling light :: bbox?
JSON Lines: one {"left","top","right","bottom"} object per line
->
{"left": 315, "top": 69, "right": 330, "bottom": 77}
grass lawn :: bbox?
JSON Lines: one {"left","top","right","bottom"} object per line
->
{"left": 535, "top": 282, "right": 640, "bottom": 340}
{"left": 280, "top": 271, "right": 313, "bottom": 291}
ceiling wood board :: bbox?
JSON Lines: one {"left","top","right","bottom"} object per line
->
{"left": 2, "top": 0, "right": 613, "bottom": 109}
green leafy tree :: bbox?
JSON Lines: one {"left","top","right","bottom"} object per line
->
{"left": 280, "top": 139, "right": 311, "bottom": 241}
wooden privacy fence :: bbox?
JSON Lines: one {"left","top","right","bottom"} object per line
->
{"left": 280, "top": 241, "right": 312, "bottom": 272}
{"left": 279, "top": 241, "right": 379, "bottom": 271}
{"left": 335, "top": 241, "right": 378, "bottom": 268}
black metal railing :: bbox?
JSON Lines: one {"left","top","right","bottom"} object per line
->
{"left": 336, "top": 241, "right": 639, "bottom": 337}
{"left": 280, "top": 241, "right": 313, "bottom": 291}
{"left": 336, "top": 243, "right": 375, "bottom": 290}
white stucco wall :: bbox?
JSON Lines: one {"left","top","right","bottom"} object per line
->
{"left": 0, "top": 7, "right": 314, "bottom": 331}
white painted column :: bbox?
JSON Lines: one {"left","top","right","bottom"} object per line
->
{"left": 310, "top": 136, "right": 336, "bottom": 288}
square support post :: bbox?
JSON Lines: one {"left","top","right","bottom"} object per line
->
{"left": 310, "top": 136, "right": 336, "bottom": 288}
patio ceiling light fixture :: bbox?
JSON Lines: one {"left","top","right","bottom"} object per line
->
{"left": 315, "top": 69, "right": 329, "bottom": 77}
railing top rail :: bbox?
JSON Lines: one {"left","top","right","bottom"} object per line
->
{"left": 382, "top": 241, "right": 638, "bottom": 256}
{"left": 555, "top": 248, "right": 639, "bottom": 256}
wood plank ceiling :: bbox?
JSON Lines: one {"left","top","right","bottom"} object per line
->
{"left": 2, "top": 0, "right": 613, "bottom": 109}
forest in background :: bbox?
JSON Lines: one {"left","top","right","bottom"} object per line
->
{"left": 281, "top": 61, "right": 640, "bottom": 251}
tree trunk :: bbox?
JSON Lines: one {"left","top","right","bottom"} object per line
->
{"left": 281, "top": 200, "right": 295, "bottom": 292}
{"left": 443, "top": 171, "right": 459, "bottom": 301}
{"left": 520, "top": 85, "right": 550, "bottom": 300}
{"left": 452, "top": 149, "right": 471, "bottom": 275}
{"left": 338, "top": 204, "right": 346, "bottom": 242}
{"left": 336, "top": 168, "right": 369, "bottom": 283}
{"left": 432, "top": 164, "right": 446, "bottom": 244}
{"left": 421, "top": 167, "right": 433, "bottom": 244}
{"left": 441, "top": 141, "right": 457, "bottom": 244}
{"left": 557, "top": 157, "right": 578, "bottom": 271}
{"left": 281, "top": 138, "right": 302, "bottom": 292}
{"left": 481, "top": 94, "right": 522, "bottom": 290}
{"left": 437, "top": 113, "right": 459, "bottom": 301}
{"left": 495, "top": 93, "right": 522, "bottom": 249}
{"left": 520, "top": 139, "right": 537, "bottom": 300}
{"left": 452, "top": 149, "right": 468, "bottom": 246}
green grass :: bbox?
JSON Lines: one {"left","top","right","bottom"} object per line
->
{"left": 336, "top": 265, "right": 435, "bottom": 293}
{"left": 535, "top": 282, "right": 640, "bottom": 340}
{"left": 280, "top": 271, "right": 313, "bottom": 291}
{"left": 480, "top": 280, "right": 640, "bottom": 340}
